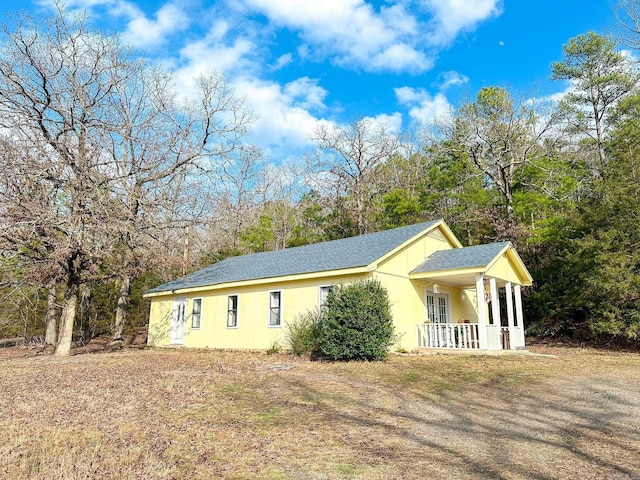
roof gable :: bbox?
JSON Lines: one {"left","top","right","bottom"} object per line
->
{"left": 411, "top": 242, "right": 511, "bottom": 273}
{"left": 410, "top": 241, "right": 533, "bottom": 286}
{"left": 148, "top": 220, "right": 442, "bottom": 294}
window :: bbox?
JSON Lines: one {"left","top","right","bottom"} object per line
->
{"left": 319, "top": 285, "right": 333, "bottom": 310}
{"left": 425, "top": 290, "right": 450, "bottom": 323}
{"left": 269, "top": 291, "right": 281, "bottom": 327}
{"left": 227, "top": 295, "right": 238, "bottom": 328}
{"left": 191, "top": 298, "right": 202, "bottom": 329}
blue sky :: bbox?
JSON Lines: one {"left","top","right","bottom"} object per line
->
{"left": 7, "top": 0, "right": 621, "bottom": 161}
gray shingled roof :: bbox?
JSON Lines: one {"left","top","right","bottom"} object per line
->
{"left": 411, "top": 241, "right": 511, "bottom": 274}
{"left": 148, "top": 220, "right": 441, "bottom": 294}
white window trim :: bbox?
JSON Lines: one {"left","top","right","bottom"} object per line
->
{"left": 424, "top": 287, "right": 452, "bottom": 324}
{"left": 191, "top": 297, "right": 203, "bottom": 330}
{"left": 318, "top": 284, "right": 333, "bottom": 309}
{"left": 227, "top": 294, "right": 239, "bottom": 329}
{"left": 268, "top": 290, "right": 283, "bottom": 328}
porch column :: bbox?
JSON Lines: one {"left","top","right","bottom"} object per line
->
{"left": 489, "top": 277, "right": 500, "bottom": 326}
{"left": 514, "top": 284, "right": 525, "bottom": 348}
{"left": 505, "top": 282, "right": 515, "bottom": 350}
{"left": 475, "top": 274, "right": 488, "bottom": 350}
{"left": 489, "top": 277, "right": 501, "bottom": 350}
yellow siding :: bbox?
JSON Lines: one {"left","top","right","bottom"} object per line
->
{"left": 372, "top": 272, "right": 425, "bottom": 350}
{"left": 148, "top": 273, "right": 367, "bottom": 350}
{"left": 486, "top": 255, "right": 524, "bottom": 285}
{"left": 375, "top": 226, "right": 454, "bottom": 275}
{"left": 147, "top": 298, "right": 173, "bottom": 346}
{"left": 460, "top": 288, "right": 480, "bottom": 322}
{"left": 372, "top": 225, "right": 456, "bottom": 350}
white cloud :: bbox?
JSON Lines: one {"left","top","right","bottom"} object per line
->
{"left": 422, "top": 0, "right": 502, "bottom": 45}
{"left": 233, "top": 77, "right": 331, "bottom": 155}
{"left": 395, "top": 86, "right": 454, "bottom": 124}
{"left": 240, "top": 0, "right": 430, "bottom": 73}
{"left": 438, "top": 70, "right": 469, "bottom": 90}
{"left": 361, "top": 113, "right": 403, "bottom": 134}
{"left": 167, "top": 22, "right": 329, "bottom": 157}
{"left": 44, "top": 0, "right": 189, "bottom": 49}
{"left": 173, "top": 23, "right": 257, "bottom": 92}
{"left": 620, "top": 49, "right": 640, "bottom": 63}
{"left": 283, "top": 77, "right": 328, "bottom": 111}
{"left": 178, "top": 36, "right": 255, "bottom": 76}
{"left": 525, "top": 83, "right": 575, "bottom": 107}
{"left": 369, "top": 44, "right": 433, "bottom": 72}
{"left": 121, "top": 3, "right": 189, "bottom": 49}
{"left": 273, "top": 53, "right": 293, "bottom": 70}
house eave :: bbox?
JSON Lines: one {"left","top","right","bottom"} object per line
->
{"left": 143, "top": 265, "right": 370, "bottom": 298}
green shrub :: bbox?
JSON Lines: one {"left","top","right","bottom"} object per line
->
{"left": 285, "top": 309, "right": 321, "bottom": 356}
{"left": 266, "top": 339, "right": 281, "bottom": 355}
{"left": 317, "top": 278, "right": 395, "bottom": 361}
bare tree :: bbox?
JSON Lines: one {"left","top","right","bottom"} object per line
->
{"left": 0, "top": 8, "right": 251, "bottom": 353}
{"left": 104, "top": 68, "right": 251, "bottom": 344}
{"left": 311, "top": 119, "right": 400, "bottom": 235}
{"left": 616, "top": 0, "right": 640, "bottom": 51}
{"left": 207, "top": 145, "right": 266, "bottom": 252}
{"left": 0, "top": 9, "right": 134, "bottom": 354}
{"left": 0, "top": 138, "right": 67, "bottom": 348}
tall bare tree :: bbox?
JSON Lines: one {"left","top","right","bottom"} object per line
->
{"left": 206, "top": 145, "right": 266, "bottom": 253}
{"left": 0, "top": 137, "right": 68, "bottom": 349}
{"left": 311, "top": 119, "right": 400, "bottom": 235}
{"left": 0, "top": 8, "right": 251, "bottom": 353}
{"left": 104, "top": 68, "right": 251, "bottom": 345}
{"left": 616, "top": 0, "right": 640, "bottom": 51}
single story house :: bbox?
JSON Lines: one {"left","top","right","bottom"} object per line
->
{"left": 144, "top": 219, "right": 533, "bottom": 352}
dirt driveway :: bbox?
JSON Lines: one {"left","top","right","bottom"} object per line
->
{"left": 0, "top": 345, "right": 638, "bottom": 479}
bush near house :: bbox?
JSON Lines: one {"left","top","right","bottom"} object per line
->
{"left": 317, "top": 279, "right": 395, "bottom": 361}
{"left": 285, "top": 309, "right": 321, "bottom": 356}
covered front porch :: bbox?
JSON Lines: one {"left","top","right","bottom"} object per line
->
{"left": 409, "top": 242, "right": 532, "bottom": 352}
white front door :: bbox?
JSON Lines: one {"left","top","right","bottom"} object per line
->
{"left": 171, "top": 297, "right": 187, "bottom": 344}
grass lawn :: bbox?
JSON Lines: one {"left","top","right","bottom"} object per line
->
{"left": 0, "top": 344, "right": 639, "bottom": 479}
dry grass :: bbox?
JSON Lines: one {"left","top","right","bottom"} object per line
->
{"left": 0, "top": 345, "right": 639, "bottom": 479}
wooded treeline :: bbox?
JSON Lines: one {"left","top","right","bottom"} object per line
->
{"left": 1, "top": 5, "right": 640, "bottom": 354}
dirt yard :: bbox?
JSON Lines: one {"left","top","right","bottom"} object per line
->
{"left": 0, "top": 345, "right": 638, "bottom": 479}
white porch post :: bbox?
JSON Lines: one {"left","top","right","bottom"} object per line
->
{"left": 505, "top": 282, "right": 515, "bottom": 350}
{"left": 514, "top": 284, "right": 525, "bottom": 348}
{"left": 475, "top": 274, "right": 488, "bottom": 350}
{"left": 489, "top": 277, "right": 502, "bottom": 350}
{"left": 489, "top": 277, "right": 500, "bottom": 326}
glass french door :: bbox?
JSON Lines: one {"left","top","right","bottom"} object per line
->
{"left": 425, "top": 291, "right": 450, "bottom": 323}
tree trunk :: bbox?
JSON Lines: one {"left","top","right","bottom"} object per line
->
{"left": 111, "top": 275, "right": 130, "bottom": 344}
{"left": 55, "top": 281, "right": 79, "bottom": 356}
{"left": 79, "top": 283, "right": 92, "bottom": 343}
{"left": 44, "top": 280, "right": 58, "bottom": 348}
{"left": 55, "top": 255, "right": 82, "bottom": 356}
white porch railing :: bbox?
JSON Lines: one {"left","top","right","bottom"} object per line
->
{"left": 416, "top": 323, "right": 480, "bottom": 350}
{"left": 511, "top": 326, "right": 525, "bottom": 349}
{"left": 486, "top": 324, "right": 502, "bottom": 350}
